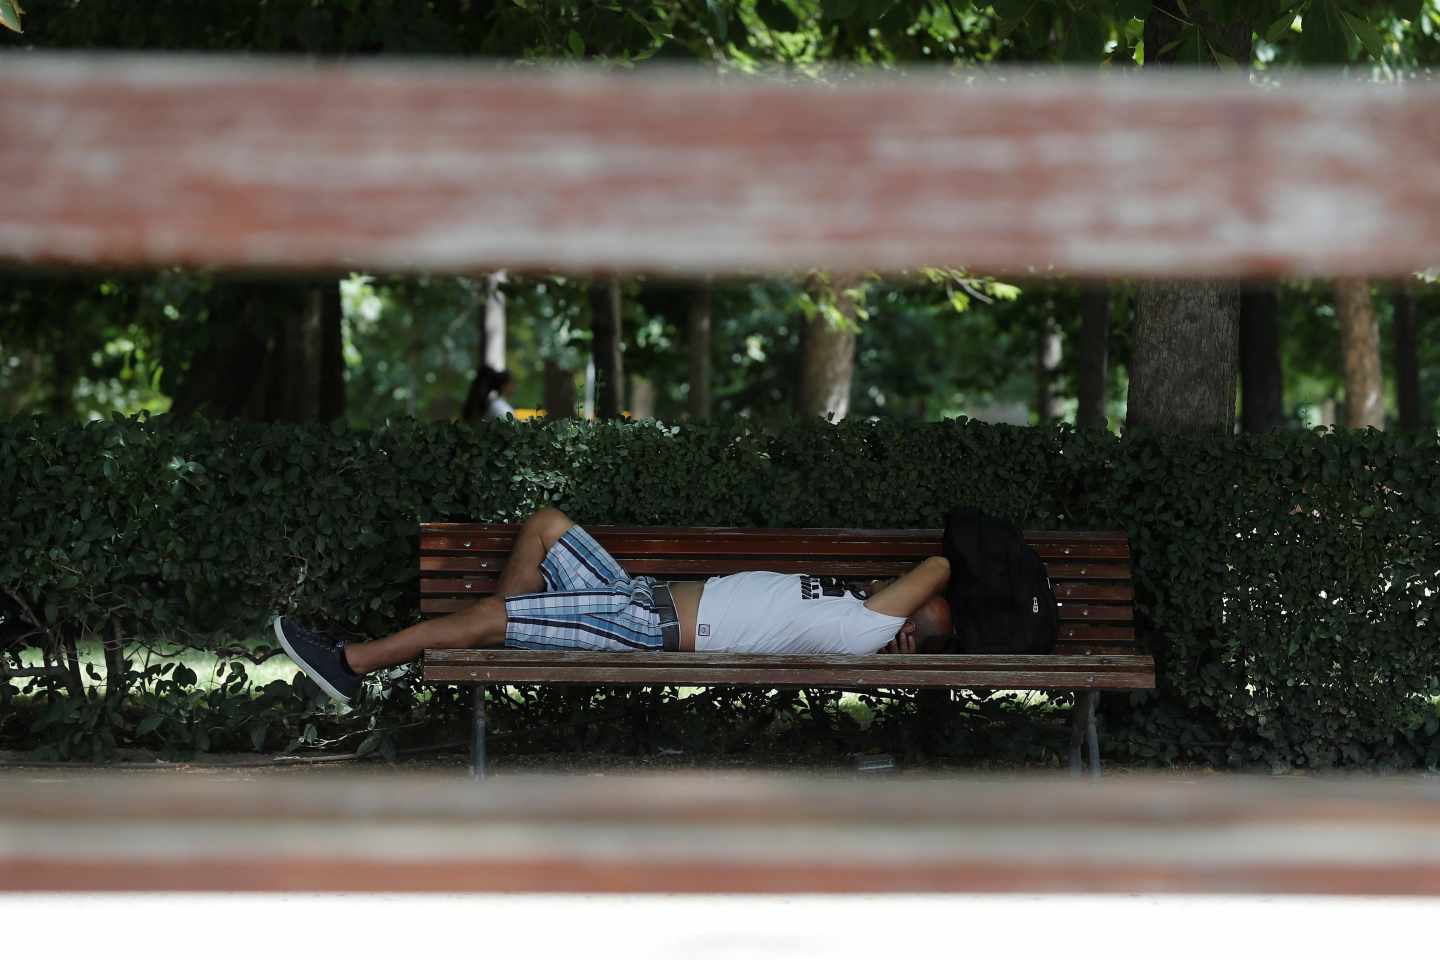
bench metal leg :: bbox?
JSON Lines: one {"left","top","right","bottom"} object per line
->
{"left": 1068, "top": 693, "right": 1086, "bottom": 776}
{"left": 1085, "top": 691, "right": 1102, "bottom": 778}
{"left": 470, "top": 684, "right": 488, "bottom": 782}
{"left": 1068, "top": 691, "right": 1101, "bottom": 778}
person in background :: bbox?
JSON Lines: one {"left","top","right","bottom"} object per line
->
{"left": 483, "top": 367, "right": 516, "bottom": 420}
{"left": 463, "top": 365, "right": 516, "bottom": 421}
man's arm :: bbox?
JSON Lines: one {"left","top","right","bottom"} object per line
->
{"left": 863, "top": 556, "right": 949, "bottom": 619}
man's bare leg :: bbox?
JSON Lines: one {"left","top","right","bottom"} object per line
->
{"left": 342, "top": 596, "right": 505, "bottom": 675}
{"left": 495, "top": 507, "right": 575, "bottom": 597}
{"left": 341, "top": 508, "right": 577, "bottom": 676}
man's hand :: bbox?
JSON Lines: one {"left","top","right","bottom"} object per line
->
{"left": 881, "top": 619, "right": 916, "bottom": 655}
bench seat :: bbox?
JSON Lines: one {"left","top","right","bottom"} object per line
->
{"left": 418, "top": 523, "right": 1154, "bottom": 779}
{"left": 425, "top": 650, "right": 1156, "bottom": 689}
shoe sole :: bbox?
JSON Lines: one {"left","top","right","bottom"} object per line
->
{"left": 273, "top": 616, "right": 353, "bottom": 705}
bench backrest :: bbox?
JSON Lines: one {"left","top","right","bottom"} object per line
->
{"left": 419, "top": 524, "right": 1135, "bottom": 657}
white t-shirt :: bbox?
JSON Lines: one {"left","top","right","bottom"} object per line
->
{"left": 694, "top": 572, "right": 906, "bottom": 655}
{"left": 485, "top": 396, "right": 515, "bottom": 420}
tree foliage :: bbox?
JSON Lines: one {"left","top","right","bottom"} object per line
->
{"left": 3, "top": 0, "right": 1437, "bottom": 428}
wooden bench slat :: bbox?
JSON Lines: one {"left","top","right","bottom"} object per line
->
{"left": 418, "top": 573, "right": 1133, "bottom": 603}
{"left": 418, "top": 556, "right": 1133, "bottom": 583}
{"left": 419, "top": 595, "right": 1137, "bottom": 622}
{"left": 421, "top": 524, "right": 1132, "bottom": 543}
{"left": 420, "top": 578, "right": 495, "bottom": 596}
{"left": 1054, "top": 583, "right": 1133, "bottom": 602}
{"left": 414, "top": 613, "right": 1145, "bottom": 644}
{"left": 422, "top": 649, "right": 1156, "bottom": 687}
{"left": 423, "top": 650, "right": 1156, "bottom": 687}
{"left": 14, "top": 59, "right": 1439, "bottom": 280}
{"left": 1058, "top": 625, "right": 1135, "bottom": 641}
{"left": 422, "top": 598, "right": 488, "bottom": 614}
{"left": 418, "top": 527, "right": 1132, "bottom": 561}
{"left": 1030, "top": 543, "right": 1129, "bottom": 561}
{"left": 1054, "top": 643, "right": 1139, "bottom": 655}
{"left": 417, "top": 559, "right": 936, "bottom": 576}
{"left": 419, "top": 537, "right": 1131, "bottom": 561}
{"left": 1042, "top": 562, "right": 1132, "bottom": 580}
{"left": 419, "top": 543, "right": 1132, "bottom": 562}
{"left": 419, "top": 537, "right": 937, "bottom": 557}
{"left": 425, "top": 651, "right": 1152, "bottom": 670}
{"left": 416, "top": 567, "right": 1123, "bottom": 591}
{"left": 421, "top": 556, "right": 504, "bottom": 572}
{"left": 13, "top": 775, "right": 1440, "bottom": 895}
{"left": 576, "top": 558, "right": 922, "bottom": 577}
{"left": 1056, "top": 603, "right": 1132, "bottom": 623}
{"left": 14, "top": 773, "right": 1440, "bottom": 828}
{"left": 423, "top": 665, "right": 1155, "bottom": 688}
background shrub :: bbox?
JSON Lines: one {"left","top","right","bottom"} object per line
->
{"left": 1, "top": 414, "right": 1436, "bottom": 768}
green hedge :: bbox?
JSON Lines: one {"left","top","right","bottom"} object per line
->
{"left": 1, "top": 414, "right": 1437, "bottom": 768}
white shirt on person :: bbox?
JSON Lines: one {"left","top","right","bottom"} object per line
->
{"left": 485, "top": 395, "right": 515, "bottom": 420}
{"left": 693, "top": 572, "right": 905, "bottom": 655}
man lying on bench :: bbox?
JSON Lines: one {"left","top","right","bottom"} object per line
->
{"left": 275, "top": 507, "right": 953, "bottom": 704}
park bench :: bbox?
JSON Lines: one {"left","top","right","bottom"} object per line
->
{"left": 418, "top": 523, "right": 1154, "bottom": 780}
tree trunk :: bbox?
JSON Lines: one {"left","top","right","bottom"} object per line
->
{"left": 629, "top": 376, "right": 656, "bottom": 420}
{"left": 484, "top": 270, "right": 507, "bottom": 372}
{"left": 103, "top": 619, "right": 127, "bottom": 707}
{"left": 170, "top": 278, "right": 342, "bottom": 423}
{"left": 799, "top": 277, "right": 857, "bottom": 421}
{"left": 258, "top": 306, "right": 288, "bottom": 421}
{"left": 1126, "top": 5, "right": 1250, "bottom": 437}
{"left": 1076, "top": 285, "right": 1110, "bottom": 431}
{"left": 49, "top": 342, "right": 74, "bottom": 418}
{"left": 0, "top": 349, "right": 41, "bottom": 418}
{"left": 461, "top": 271, "right": 508, "bottom": 422}
{"left": 588, "top": 278, "right": 624, "bottom": 420}
{"left": 1239, "top": 287, "right": 1285, "bottom": 432}
{"left": 273, "top": 286, "right": 324, "bottom": 423}
{"left": 318, "top": 281, "right": 345, "bottom": 422}
{"left": 1335, "top": 278, "right": 1384, "bottom": 430}
{"left": 1393, "top": 281, "right": 1423, "bottom": 432}
{"left": 60, "top": 631, "right": 83, "bottom": 699}
{"left": 543, "top": 359, "right": 577, "bottom": 419}
{"left": 1127, "top": 281, "right": 1241, "bottom": 434}
{"left": 687, "top": 280, "right": 712, "bottom": 419}
{"left": 1036, "top": 303, "right": 1063, "bottom": 425}
{"left": 169, "top": 285, "right": 273, "bottom": 420}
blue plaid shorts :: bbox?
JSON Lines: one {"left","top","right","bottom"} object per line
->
{"left": 503, "top": 525, "right": 671, "bottom": 651}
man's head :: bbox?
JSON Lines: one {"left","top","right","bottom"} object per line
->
{"left": 867, "top": 576, "right": 955, "bottom": 654}
{"left": 909, "top": 594, "right": 954, "bottom": 653}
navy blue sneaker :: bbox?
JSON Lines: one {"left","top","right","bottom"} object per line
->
{"left": 273, "top": 616, "right": 361, "bottom": 705}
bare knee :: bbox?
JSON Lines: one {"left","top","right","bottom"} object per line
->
{"left": 453, "top": 596, "right": 507, "bottom": 648}
{"left": 525, "top": 507, "right": 574, "bottom": 549}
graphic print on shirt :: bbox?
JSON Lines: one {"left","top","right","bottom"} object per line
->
{"left": 694, "top": 570, "right": 906, "bottom": 656}
{"left": 799, "top": 575, "right": 865, "bottom": 602}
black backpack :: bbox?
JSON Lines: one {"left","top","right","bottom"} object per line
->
{"left": 942, "top": 507, "right": 1058, "bottom": 655}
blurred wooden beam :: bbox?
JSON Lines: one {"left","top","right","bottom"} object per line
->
{"left": 5, "top": 773, "right": 1440, "bottom": 894}
{"left": 2, "top": 57, "right": 1439, "bottom": 278}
